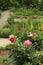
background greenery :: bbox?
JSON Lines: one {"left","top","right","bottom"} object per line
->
{"left": 0, "top": 0, "right": 43, "bottom": 11}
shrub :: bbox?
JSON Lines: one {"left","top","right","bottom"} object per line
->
{"left": 0, "top": 0, "right": 10, "bottom": 10}
{"left": 0, "top": 28, "right": 11, "bottom": 38}
{"left": 9, "top": 39, "right": 43, "bottom": 65}
{"left": 11, "top": 7, "right": 43, "bottom": 16}
{"left": 7, "top": 16, "right": 15, "bottom": 25}
{"left": 9, "top": 41, "right": 34, "bottom": 65}
{"left": 3, "top": 24, "right": 10, "bottom": 28}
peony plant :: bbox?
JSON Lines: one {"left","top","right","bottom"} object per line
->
{"left": 9, "top": 31, "right": 43, "bottom": 65}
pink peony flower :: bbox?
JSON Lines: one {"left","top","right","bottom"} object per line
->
{"left": 24, "top": 40, "right": 32, "bottom": 46}
{"left": 9, "top": 34, "right": 15, "bottom": 42}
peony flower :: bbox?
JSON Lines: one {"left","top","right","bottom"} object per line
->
{"left": 27, "top": 32, "right": 34, "bottom": 37}
{"left": 24, "top": 40, "right": 32, "bottom": 46}
{"left": 9, "top": 34, "right": 15, "bottom": 42}
{"left": 17, "top": 27, "right": 21, "bottom": 31}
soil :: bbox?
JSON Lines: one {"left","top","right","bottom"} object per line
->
{"left": 0, "top": 50, "right": 9, "bottom": 57}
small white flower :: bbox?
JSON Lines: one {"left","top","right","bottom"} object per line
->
{"left": 27, "top": 32, "right": 34, "bottom": 37}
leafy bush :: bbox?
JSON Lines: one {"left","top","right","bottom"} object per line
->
{"left": 0, "top": 0, "right": 10, "bottom": 10}
{"left": 9, "top": 37, "right": 43, "bottom": 65}
{"left": 3, "top": 24, "right": 10, "bottom": 28}
{"left": 7, "top": 17, "right": 42, "bottom": 65}
{"left": 0, "top": 0, "right": 43, "bottom": 11}
{"left": 0, "top": 28, "right": 11, "bottom": 38}
{"left": 11, "top": 7, "right": 43, "bottom": 16}
{"left": 7, "top": 16, "right": 15, "bottom": 25}
{"left": 0, "top": 14, "right": 43, "bottom": 65}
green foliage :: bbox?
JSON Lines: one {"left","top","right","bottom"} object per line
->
{"left": 0, "top": 14, "right": 43, "bottom": 65}
{"left": 6, "top": 16, "right": 43, "bottom": 39}
{"left": 9, "top": 0, "right": 20, "bottom": 8}
{"left": 2, "top": 56, "right": 11, "bottom": 65}
{"left": 7, "top": 16, "right": 43, "bottom": 65}
{"left": 7, "top": 17, "right": 43, "bottom": 65}
{"left": 0, "top": 28, "right": 11, "bottom": 38}
{"left": 11, "top": 8, "right": 43, "bottom": 16}
{"left": 9, "top": 41, "right": 35, "bottom": 65}
{"left": 39, "top": 0, "right": 43, "bottom": 11}
{"left": 9, "top": 33, "right": 43, "bottom": 65}
{"left": 0, "top": 0, "right": 10, "bottom": 10}
{"left": 0, "top": 55, "right": 12, "bottom": 65}
{"left": 7, "top": 16, "right": 15, "bottom": 25}
{"left": 3, "top": 24, "right": 10, "bottom": 28}
{"left": 0, "top": 0, "right": 43, "bottom": 11}
{"left": 23, "top": 62, "right": 32, "bottom": 65}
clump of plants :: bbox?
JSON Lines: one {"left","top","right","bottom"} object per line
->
{"left": 9, "top": 37, "right": 43, "bottom": 65}
{"left": 7, "top": 17, "right": 43, "bottom": 65}
{"left": 0, "top": 28, "right": 11, "bottom": 38}
{"left": 0, "top": 14, "right": 43, "bottom": 65}
{"left": 9, "top": 29, "right": 43, "bottom": 65}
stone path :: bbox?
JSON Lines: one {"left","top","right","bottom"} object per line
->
{"left": 0, "top": 11, "right": 12, "bottom": 47}
{"left": 0, "top": 38, "right": 12, "bottom": 47}
{"left": 0, "top": 10, "right": 10, "bottom": 28}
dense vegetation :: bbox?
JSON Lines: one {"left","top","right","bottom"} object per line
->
{"left": 0, "top": 0, "right": 43, "bottom": 11}
{"left": 0, "top": 0, "right": 43, "bottom": 65}
{"left": 0, "top": 16, "right": 43, "bottom": 65}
